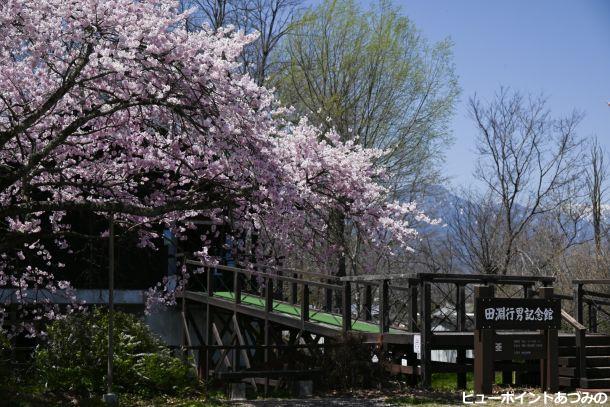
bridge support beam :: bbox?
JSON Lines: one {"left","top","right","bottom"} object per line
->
{"left": 419, "top": 282, "right": 432, "bottom": 389}
{"left": 456, "top": 283, "right": 467, "bottom": 389}
{"left": 474, "top": 285, "right": 495, "bottom": 394}
{"left": 539, "top": 287, "right": 558, "bottom": 392}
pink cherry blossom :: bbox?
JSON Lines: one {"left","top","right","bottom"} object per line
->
{"left": 0, "top": 0, "right": 432, "bottom": 330}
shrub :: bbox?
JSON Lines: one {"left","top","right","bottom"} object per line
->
{"left": 133, "top": 350, "right": 194, "bottom": 396}
{"left": 34, "top": 308, "right": 196, "bottom": 396}
{"left": 0, "top": 331, "right": 11, "bottom": 393}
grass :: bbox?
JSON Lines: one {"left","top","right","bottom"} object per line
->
{"left": 214, "top": 291, "right": 395, "bottom": 333}
{"left": 3, "top": 391, "right": 226, "bottom": 407}
{"left": 389, "top": 395, "right": 459, "bottom": 406}
{"left": 119, "top": 394, "right": 225, "bottom": 406}
{"left": 431, "top": 372, "right": 504, "bottom": 391}
{"left": 2, "top": 382, "right": 227, "bottom": 407}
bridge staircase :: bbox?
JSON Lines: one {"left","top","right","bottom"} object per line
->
{"left": 557, "top": 280, "right": 610, "bottom": 390}
{"left": 176, "top": 263, "right": 610, "bottom": 392}
{"left": 559, "top": 334, "right": 610, "bottom": 389}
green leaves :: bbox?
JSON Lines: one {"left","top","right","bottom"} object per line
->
{"left": 273, "top": 0, "right": 460, "bottom": 196}
{"left": 34, "top": 308, "right": 196, "bottom": 396}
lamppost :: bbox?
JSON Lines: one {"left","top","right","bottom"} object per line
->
{"left": 103, "top": 214, "right": 117, "bottom": 405}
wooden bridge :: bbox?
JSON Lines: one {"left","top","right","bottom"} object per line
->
{"left": 176, "top": 261, "right": 610, "bottom": 392}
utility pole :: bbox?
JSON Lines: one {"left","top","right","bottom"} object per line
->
{"left": 104, "top": 214, "right": 117, "bottom": 406}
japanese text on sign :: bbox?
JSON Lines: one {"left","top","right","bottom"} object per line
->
{"left": 462, "top": 391, "right": 608, "bottom": 405}
{"left": 483, "top": 306, "right": 554, "bottom": 322}
{"left": 474, "top": 298, "right": 561, "bottom": 329}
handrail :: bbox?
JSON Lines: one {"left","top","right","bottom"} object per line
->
{"left": 186, "top": 260, "right": 343, "bottom": 290}
{"left": 340, "top": 272, "right": 554, "bottom": 285}
{"left": 237, "top": 261, "right": 337, "bottom": 280}
{"left": 186, "top": 260, "right": 342, "bottom": 290}
{"left": 582, "top": 289, "right": 610, "bottom": 301}
{"left": 555, "top": 293, "right": 572, "bottom": 301}
{"left": 340, "top": 273, "right": 415, "bottom": 282}
{"left": 416, "top": 272, "right": 554, "bottom": 284}
{"left": 562, "top": 309, "right": 587, "bottom": 385}
{"left": 573, "top": 279, "right": 610, "bottom": 285}
{"left": 185, "top": 261, "right": 359, "bottom": 333}
{"left": 561, "top": 309, "right": 586, "bottom": 331}
{"left": 572, "top": 280, "right": 610, "bottom": 331}
{"left": 188, "top": 260, "right": 335, "bottom": 283}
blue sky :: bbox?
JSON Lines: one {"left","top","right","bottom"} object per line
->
{"left": 391, "top": 0, "right": 610, "bottom": 187}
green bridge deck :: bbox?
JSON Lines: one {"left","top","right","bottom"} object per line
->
{"left": 213, "top": 291, "right": 394, "bottom": 334}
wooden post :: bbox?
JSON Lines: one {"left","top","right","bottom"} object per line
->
{"left": 379, "top": 280, "right": 390, "bottom": 333}
{"left": 539, "top": 286, "right": 558, "bottom": 392}
{"left": 574, "top": 283, "right": 584, "bottom": 324}
{"left": 364, "top": 284, "right": 372, "bottom": 321}
{"left": 106, "top": 216, "right": 115, "bottom": 400}
{"left": 234, "top": 271, "right": 241, "bottom": 305}
{"left": 181, "top": 295, "right": 188, "bottom": 361}
{"left": 265, "top": 277, "right": 274, "bottom": 313}
{"left": 420, "top": 282, "right": 432, "bottom": 389}
{"left": 197, "top": 343, "right": 205, "bottom": 379}
{"left": 575, "top": 326, "right": 587, "bottom": 387}
{"left": 474, "top": 285, "right": 494, "bottom": 394}
{"left": 342, "top": 281, "right": 352, "bottom": 333}
{"left": 301, "top": 284, "right": 310, "bottom": 323}
{"left": 516, "top": 283, "right": 532, "bottom": 386}
{"left": 589, "top": 302, "right": 598, "bottom": 333}
{"left": 456, "top": 283, "right": 467, "bottom": 389}
{"left": 204, "top": 268, "right": 212, "bottom": 380}
{"left": 232, "top": 317, "right": 239, "bottom": 374}
{"left": 204, "top": 268, "right": 214, "bottom": 380}
{"left": 407, "top": 282, "right": 418, "bottom": 386}
{"left": 291, "top": 273, "right": 298, "bottom": 305}
{"left": 207, "top": 266, "right": 214, "bottom": 297}
{"left": 276, "top": 270, "right": 284, "bottom": 301}
{"left": 523, "top": 284, "right": 528, "bottom": 298}
{"left": 325, "top": 283, "right": 333, "bottom": 312}
{"left": 264, "top": 276, "right": 273, "bottom": 395}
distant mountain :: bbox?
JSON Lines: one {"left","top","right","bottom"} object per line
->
{"left": 414, "top": 184, "right": 608, "bottom": 243}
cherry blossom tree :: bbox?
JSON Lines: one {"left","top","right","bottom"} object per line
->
{"left": 0, "top": 0, "right": 430, "bottom": 334}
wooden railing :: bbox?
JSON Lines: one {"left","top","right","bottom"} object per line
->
{"left": 572, "top": 279, "right": 610, "bottom": 333}
{"left": 342, "top": 272, "right": 556, "bottom": 388}
{"left": 561, "top": 309, "right": 587, "bottom": 384}
{"left": 236, "top": 261, "right": 341, "bottom": 311}
{"left": 185, "top": 260, "right": 354, "bottom": 332}
{"left": 185, "top": 264, "right": 558, "bottom": 336}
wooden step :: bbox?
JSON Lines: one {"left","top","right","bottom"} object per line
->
{"left": 587, "top": 367, "right": 610, "bottom": 379}
{"left": 558, "top": 356, "right": 610, "bottom": 367}
{"left": 580, "top": 378, "right": 610, "bottom": 389}
{"left": 559, "top": 366, "right": 610, "bottom": 379}
{"left": 586, "top": 346, "right": 610, "bottom": 356}
{"left": 586, "top": 335, "right": 610, "bottom": 346}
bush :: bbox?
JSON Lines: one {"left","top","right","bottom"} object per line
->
{"left": 34, "top": 308, "right": 196, "bottom": 396}
{"left": 0, "top": 331, "right": 11, "bottom": 393}
{"left": 133, "top": 350, "right": 194, "bottom": 396}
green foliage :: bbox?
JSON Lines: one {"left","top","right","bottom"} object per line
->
{"left": 133, "top": 350, "right": 195, "bottom": 396}
{"left": 34, "top": 308, "right": 196, "bottom": 396}
{"left": 273, "top": 0, "right": 460, "bottom": 195}
{"left": 0, "top": 331, "right": 11, "bottom": 393}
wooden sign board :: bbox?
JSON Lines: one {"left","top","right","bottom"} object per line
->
{"left": 493, "top": 334, "right": 546, "bottom": 360}
{"left": 475, "top": 297, "right": 561, "bottom": 330}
